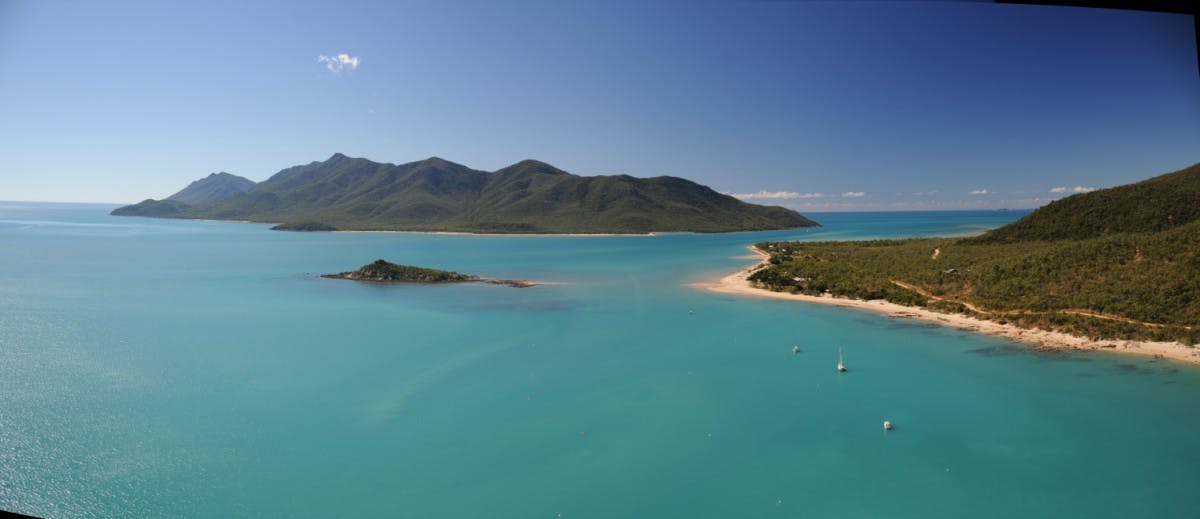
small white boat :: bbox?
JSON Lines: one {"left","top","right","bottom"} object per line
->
{"left": 883, "top": 420, "right": 893, "bottom": 431}
{"left": 792, "top": 345, "right": 800, "bottom": 354}
{"left": 837, "top": 347, "right": 846, "bottom": 372}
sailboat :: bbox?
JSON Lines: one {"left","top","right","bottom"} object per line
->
{"left": 837, "top": 347, "right": 846, "bottom": 372}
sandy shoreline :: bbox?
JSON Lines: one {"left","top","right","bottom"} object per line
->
{"left": 693, "top": 246, "right": 1200, "bottom": 366}
{"left": 333, "top": 229, "right": 661, "bottom": 237}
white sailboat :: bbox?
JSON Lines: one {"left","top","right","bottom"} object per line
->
{"left": 837, "top": 346, "right": 846, "bottom": 372}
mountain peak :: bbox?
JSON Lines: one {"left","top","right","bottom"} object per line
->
{"left": 409, "top": 156, "right": 475, "bottom": 172}
{"left": 420, "top": 156, "right": 454, "bottom": 165}
{"left": 496, "top": 159, "right": 570, "bottom": 176}
{"left": 165, "top": 171, "right": 256, "bottom": 204}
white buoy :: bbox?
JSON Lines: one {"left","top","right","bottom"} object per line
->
{"left": 883, "top": 420, "right": 893, "bottom": 431}
{"left": 792, "top": 345, "right": 800, "bottom": 354}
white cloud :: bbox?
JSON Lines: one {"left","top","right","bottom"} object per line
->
{"left": 730, "top": 190, "right": 800, "bottom": 200}
{"left": 968, "top": 189, "right": 989, "bottom": 195}
{"left": 731, "top": 190, "right": 865, "bottom": 201}
{"left": 730, "top": 191, "right": 839, "bottom": 201}
{"left": 911, "top": 190, "right": 939, "bottom": 196}
{"left": 318, "top": 53, "right": 361, "bottom": 72}
{"left": 1050, "top": 185, "right": 1096, "bottom": 194}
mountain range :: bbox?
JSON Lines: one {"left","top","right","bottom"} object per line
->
{"left": 111, "top": 154, "right": 819, "bottom": 233}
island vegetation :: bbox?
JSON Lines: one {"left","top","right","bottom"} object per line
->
{"left": 271, "top": 221, "right": 338, "bottom": 232}
{"left": 747, "top": 162, "right": 1200, "bottom": 346}
{"left": 322, "top": 259, "right": 538, "bottom": 288}
{"left": 112, "top": 154, "right": 819, "bottom": 234}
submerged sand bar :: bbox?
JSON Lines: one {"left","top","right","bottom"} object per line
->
{"left": 694, "top": 246, "right": 1200, "bottom": 366}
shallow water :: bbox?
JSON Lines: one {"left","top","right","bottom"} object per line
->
{"left": 1, "top": 204, "right": 1197, "bottom": 517}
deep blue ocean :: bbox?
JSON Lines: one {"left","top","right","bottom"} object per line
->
{"left": 2, "top": 203, "right": 1198, "bottom": 517}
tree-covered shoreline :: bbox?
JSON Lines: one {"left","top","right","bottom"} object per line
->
{"left": 748, "top": 162, "right": 1200, "bottom": 346}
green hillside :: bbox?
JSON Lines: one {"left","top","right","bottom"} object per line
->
{"left": 969, "top": 162, "right": 1200, "bottom": 243}
{"left": 112, "top": 154, "right": 818, "bottom": 234}
{"left": 167, "top": 172, "right": 256, "bottom": 204}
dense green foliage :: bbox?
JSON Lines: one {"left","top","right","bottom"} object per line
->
{"left": 112, "top": 154, "right": 819, "bottom": 234}
{"left": 969, "top": 162, "right": 1200, "bottom": 243}
{"left": 166, "top": 172, "right": 256, "bottom": 204}
{"left": 323, "top": 259, "right": 476, "bottom": 283}
{"left": 751, "top": 220, "right": 1200, "bottom": 344}
{"left": 270, "top": 221, "right": 338, "bottom": 231}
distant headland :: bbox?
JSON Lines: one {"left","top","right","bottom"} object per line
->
{"left": 111, "top": 154, "right": 819, "bottom": 234}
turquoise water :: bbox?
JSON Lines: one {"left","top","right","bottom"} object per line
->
{"left": 2, "top": 203, "right": 1198, "bottom": 518}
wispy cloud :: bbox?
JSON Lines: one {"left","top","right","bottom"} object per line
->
{"left": 968, "top": 189, "right": 989, "bottom": 195}
{"left": 911, "top": 190, "right": 939, "bottom": 196}
{"left": 730, "top": 190, "right": 866, "bottom": 202}
{"left": 1050, "top": 185, "right": 1096, "bottom": 194}
{"left": 318, "top": 53, "right": 361, "bottom": 73}
{"left": 730, "top": 190, "right": 800, "bottom": 200}
{"left": 729, "top": 191, "right": 835, "bottom": 200}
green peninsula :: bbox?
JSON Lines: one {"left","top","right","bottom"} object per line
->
{"left": 748, "top": 162, "right": 1200, "bottom": 345}
{"left": 112, "top": 154, "right": 819, "bottom": 234}
{"left": 323, "top": 259, "right": 537, "bottom": 288}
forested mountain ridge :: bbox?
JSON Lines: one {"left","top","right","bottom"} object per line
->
{"left": 112, "top": 154, "right": 818, "bottom": 234}
{"left": 969, "top": 162, "right": 1200, "bottom": 243}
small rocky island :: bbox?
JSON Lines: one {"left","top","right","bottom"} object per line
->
{"left": 322, "top": 259, "right": 538, "bottom": 288}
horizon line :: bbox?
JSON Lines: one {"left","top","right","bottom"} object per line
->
{"left": 0, "top": 199, "right": 1039, "bottom": 214}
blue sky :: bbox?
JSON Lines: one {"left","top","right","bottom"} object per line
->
{"left": 1, "top": 1, "right": 1197, "bottom": 210}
